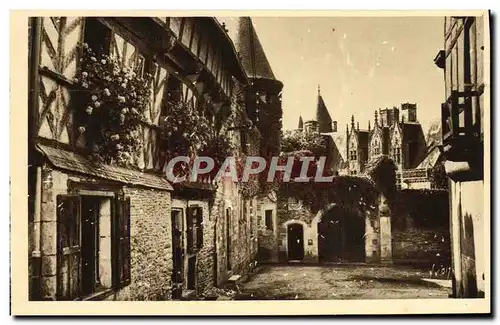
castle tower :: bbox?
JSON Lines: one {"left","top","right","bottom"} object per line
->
{"left": 235, "top": 17, "right": 284, "bottom": 158}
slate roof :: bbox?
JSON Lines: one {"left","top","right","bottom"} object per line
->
{"left": 321, "top": 133, "right": 345, "bottom": 174}
{"left": 235, "top": 17, "right": 277, "bottom": 80}
{"left": 382, "top": 126, "right": 390, "bottom": 155}
{"left": 417, "top": 141, "right": 443, "bottom": 169}
{"left": 357, "top": 130, "right": 369, "bottom": 164}
{"left": 316, "top": 94, "right": 333, "bottom": 133}
{"left": 401, "top": 122, "right": 427, "bottom": 168}
{"left": 37, "top": 144, "right": 173, "bottom": 191}
{"left": 298, "top": 116, "right": 304, "bottom": 129}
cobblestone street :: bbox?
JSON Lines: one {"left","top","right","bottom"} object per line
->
{"left": 234, "top": 265, "right": 451, "bottom": 300}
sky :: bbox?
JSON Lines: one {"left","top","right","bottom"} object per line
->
{"left": 217, "top": 16, "right": 445, "bottom": 134}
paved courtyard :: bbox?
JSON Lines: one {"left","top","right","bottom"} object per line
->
{"left": 234, "top": 264, "right": 451, "bottom": 300}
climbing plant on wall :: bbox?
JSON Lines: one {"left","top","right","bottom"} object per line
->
{"left": 281, "top": 129, "right": 329, "bottom": 158}
{"left": 75, "top": 43, "right": 154, "bottom": 166}
{"left": 364, "top": 155, "right": 397, "bottom": 203}
{"left": 161, "top": 99, "right": 235, "bottom": 181}
{"left": 272, "top": 137, "right": 396, "bottom": 215}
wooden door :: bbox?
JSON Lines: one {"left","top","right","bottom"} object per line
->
{"left": 56, "top": 195, "right": 82, "bottom": 300}
{"left": 318, "top": 218, "right": 342, "bottom": 262}
{"left": 287, "top": 224, "right": 304, "bottom": 261}
{"left": 171, "top": 209, "right": 184, "bottom": 299}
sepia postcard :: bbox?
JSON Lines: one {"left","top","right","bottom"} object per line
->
{"left": 10, "top": 9, "right": 491, "bottom": 316}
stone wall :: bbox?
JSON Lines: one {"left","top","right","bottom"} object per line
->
{"left": 449, "top": 179, "right": 485, "bottom": 298}
{"left": 391, "top": 189, "right": 450, "bottom": 268}
{"left": 170, "top": 197, "right": 214, "bottom": 296}
{"left": 31, "top": 164, "right": 173, "bottom": 301}
{"left": 276, "top": 198, "right": 318, "bottom": 262}
{"left": 212, "top": 179, "right": 259, "bottom": 287}
{"left": 392, "top": 229, "right": 450, "bottom": 267}
{"left": 106, "top": 187, "right": 172, "bottom": 301}
{"left": 256, "top": 195, "right": 278, "bottom": 262}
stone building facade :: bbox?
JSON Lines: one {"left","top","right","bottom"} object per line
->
{"left": 28, "top": 16, "right": 273, "bottom": 301}
{"left": 347, "top": 105, "right": 428, "bottom": 184}
{"left": 435, "top": 15, "right": 488, "bottom": 298}
{"left": 232, "top": 17, "right": 284, "bottom": 266}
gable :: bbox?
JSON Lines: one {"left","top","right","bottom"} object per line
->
{"left": 348, "top": 132, "right": 358, "bottom": 149}
{"left": 391, "top": 125, "right": 402, "bottom": 147}
{"left": 371, "top": 133, "right": 381, "bottom": 148}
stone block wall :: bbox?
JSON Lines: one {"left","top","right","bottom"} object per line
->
{"left": 256, "top": 195, "right": 278, "bottom": 262}
{"left": 30, "top": 164, "right": 173, "bottom": 301}
{"left": 449, "top": 179, "right": 485, "bottom": 298}
{"left": 171, "top": 197, "right": 214, "bottom": 296}
{"left": 106, "top": 187, "right": 172, "bottom": 301}
{"left": 392, "top": 229, "right": 450, "bottom": 267}
{"left": 212, "top": 180, "right": 259, "bottom": 287}
{"left": 391, "top": 189, "right": 450, "bottom": 269}
{"left": 276, "top": 198, "right": 318, "bottom": 262}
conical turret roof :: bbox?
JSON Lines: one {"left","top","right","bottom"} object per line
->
{"left": 235, "top": 17, "right": 276, "bottom": 80}
{"left": 316, "top": 87, "right": 333, "bottom": 133}
{"left": 298, "top": 116, "right": 304, "bottom": 129}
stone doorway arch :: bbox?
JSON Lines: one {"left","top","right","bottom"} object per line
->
{"left": 282, "top": 220, "right": 308, "bottom": 262}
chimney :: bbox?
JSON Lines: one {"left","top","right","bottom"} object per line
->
{"left": 402, "top": 103, "right": 417, "bottom": 122}
{"left": 392, "top": 106, "right": 400, "bottom": 126}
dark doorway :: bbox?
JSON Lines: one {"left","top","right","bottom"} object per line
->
{"left": 171, "top": 209, "right": 184, "bottom": 299}
{"left": 287, "top": 223, "right": 305, "bottom": 261}
{"left": 318, "top": 207, "right": 365, "bottom": 262}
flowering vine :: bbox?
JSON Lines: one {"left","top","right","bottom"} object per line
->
{"left": 161, "top": 99, "right": 234, "bottom": 181}
{"left": 74, "top": 44, "right": 153, "bottom": 166}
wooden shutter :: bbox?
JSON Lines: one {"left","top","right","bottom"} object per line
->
{"left": 56, "top": 195, "right": 81, "bottom": 300}
{"left": 113, "top": 196, "right": 131, "bottom": 289}
{"left": 186, "top": 207, "right": 195, "bottom": 253}
{"left": 196, "top": 207, "right": 203, "bottom": 249}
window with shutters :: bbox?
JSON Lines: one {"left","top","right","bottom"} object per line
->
{"left": 56, "top": 194, "right": 131, "bottom": 300}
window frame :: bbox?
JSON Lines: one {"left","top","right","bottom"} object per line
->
{"left": 55, "top": 193, "right": 131, "bottom": 301}
{"left": 265, "top": 209, "right": 273, "bottom": 231}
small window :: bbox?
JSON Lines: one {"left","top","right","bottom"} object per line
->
{"left": 265, "top": 210, "right": 273, "bottom": 231}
